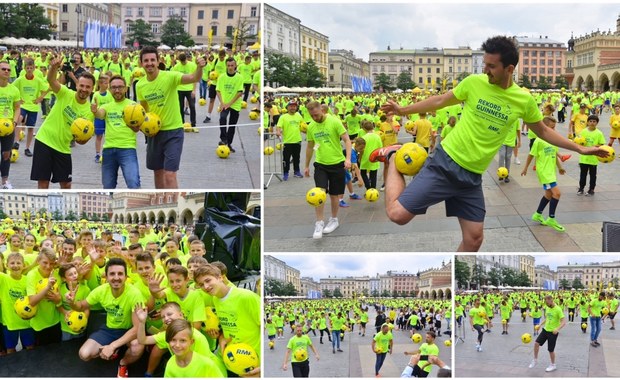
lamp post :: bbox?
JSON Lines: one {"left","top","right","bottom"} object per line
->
{"left": 75, "top": 4, "right": 82, "bottom": 48}
{"left": 340, "top": 62, "right": 344, "bottom": 93}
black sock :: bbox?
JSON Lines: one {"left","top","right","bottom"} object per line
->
{"left": 549, "top": 198, "right": 559, "bottom": 218}
{"left": 537, "top": 196, "right": 550, "bottom": 214}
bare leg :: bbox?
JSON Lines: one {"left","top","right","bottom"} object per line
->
{"left": 456, "top": 218, "right": 484, "bottom": 252}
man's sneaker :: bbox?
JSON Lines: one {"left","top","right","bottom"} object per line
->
{"left": 369, "top": 145, "right": 401, "bottom": 163}
{"left": 528, "top": 359, "right": 537, "bottom": 369}
{"left": 577, "top": 189, "right": 584, "bottom": 196}
{"left": 337, "top": 349, "right": 343, "bottom": 352}
{"left": 203, "top": 116, "right": 211, "bottom": 123}
{"left": 504, "top": 177, "right": 510, "bottom": 183}
{"left": 95, "top": 154, "right": 101, "bottom": 163}
{"left": 545, "top": 217, "right": 565, "bottom": 232}
{"left": 514, "top": 157, "right": 521, "bottom": 165}
{"left": 560, "top": 154, "right": 572, "bottom": 162}
{"left": 593, "top": 341, "right": 600, "bottom": 346}
{"left": 24, "top": 148, "right": 32, "bottom": 157}
{"left": 228, "top": 145, "right": 236, "bottom": 153}
{"left": 117, "top": 365, "right": 129, "bottom": 378}
{"left": 339, "top": 200, "right": 350, "bottom": 208}
{"left": 282, "top": 173, "right": 289, "bottom": 181}
{"left": 12, "top": 142, "right": 19, "bottom": 150}
{"left": 532, "top": 212, "right": 545, "bottom": 224}
{"left": 477, "top": 346, "right": 482, "bottom": 352}
{"left": 2, "top": 182, "right": 13, "bottom": 189}
{"left": 380, "top": 184, "right": 385, "bottom": 192}
{"left": 323, "top": 217, "right": 339, "bottom": 234}
{"left": 349, "top": 193, "right": 362, "bottom": 200}
{"left": 611, "top": 326, "right": 616, "bottom": 330}
{"left": 545, "top": 364, "right": 557, "bottom": 372}
{"left": 294, "top": 171, "right": 303, "bottom": 178}
{"left": 313, "top": 221, "right": 324, "bottom": 239}
{"left": 586, "top": 189, "right": 595, "bottom": 196}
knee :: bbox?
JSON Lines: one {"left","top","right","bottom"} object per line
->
{"left": 463, "top": 230, "right": 484, "bottom": 251}
{"left": 386, "top": 204, "right": 414, "bottom": 226}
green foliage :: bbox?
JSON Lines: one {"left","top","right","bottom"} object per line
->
{"left": 373, "top": 73, "right": 394, "bottom": 91}
{"left": 161, "top": 15, "right": 194, "bottom": 47}
{"left": 127, "top": 19, "right": 156, "bottom": 48}
{"left": 333, "top": 288, "right": 343, "bottom": 298}
{"left": 519, "top": 74, "right": 532, "bottom": 88}
{"left": 296, "top": 59, "right": 325, "bottom": 87}
{"left": 396, "top": 71, "right": 414, "bottom": 91}
{"left": 265, "top": 278, "right": 297, "bottom": 296}
{"left": 0, "top": 4, "right": 51, "bottom": 39}
{"left": 455, "top": 257, "right": 470, "bottom": 289}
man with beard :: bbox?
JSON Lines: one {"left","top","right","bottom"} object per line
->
{"left": 91, "top": 75, "right": 141, "bottom": 189}
{"left": 30, "top": 55, "right": 95, "bottom": 189}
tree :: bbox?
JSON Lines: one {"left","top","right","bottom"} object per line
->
{"left": 501, "top": 267, "right": 517, "bottom": 286}
{"left": 396, "top": 71, "right": 414, "bottom": 91}
{"left": 373, "top": 73, "right": 394, "bottom": 91}
{"left": 161, "top": 15, "right": 194, "bottom": 48}
{"left": 322, "top": 289, "right": 332, "bottom": 298}
{"left": 52, "top": 210, "right": 63, "bottom": 221}
{"left": 559, "top": 279, "right": 570, "bottom": 290}
{"left": 487, "top": 267, "right": 502, "bottom": 287}
{"left": 572, "top": 278, "right": 584, "bottom": 290}
{"left": 0, "top": 4, "right": 51, "bottom": 39}
{"left": 471, "top": 264, "right": 486, "bottom": 290}
{"left": 455, "top": 258, "right": 470, "bottom": 289}
{"left": 265, "top": 52, "right": 297, "bottom": 87}
{"left": 295, "top": 59, "right": 325, "bottom": 87}
{"left": 66, "top": 210, "right": 77, "bottom": 221}
{"left": 0, "top": 209, "right": 6, "bottom": 220}
{"left": 333, "top": 288, "right": 343, "bottom": 298}
{"left": 537, "top": 76, "right": 552, "bottom": 90}
{"left": 554, "top": 75, "right": 569, "bottom": 90}
{"left": 380, "top": 289, "right": 390, "bottom": 297}
{"left": 515, "top": 271, "right": 532, "bottom": 286}
{"left": 519, "top": 74, "right": 532, "bottom": 88}
{"left": 127, "top": 19, "right": 156, "bottom": 48}
{"left": 457, "top": 72, "right": 471, "bottom": 82}
{"left": 371, "top": 289, "right": 379, "bottom": 297}
{"left": 229, "top": 20, "right": 258, "bottom": 52}
{"left": 282, "top": 282, "right": 297, "bottom": 296}
{"left": 91, "top": 213, "right": 100, "bottom": 222}
{"left": 102, "top": 214, "right": 110, "bottom": 223}
{"left": 361, "top": 288, "right": 369, "bottom": 297}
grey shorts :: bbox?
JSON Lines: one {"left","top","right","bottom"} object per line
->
{"left": 398, "top": 145, "right": 485, "bottom": 222}
{"left": 146, "top": 128, "right": 184, "bottom": 171}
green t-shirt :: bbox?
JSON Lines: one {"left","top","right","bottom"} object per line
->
{"left": 0, "top": 272, "right": 30, "bottom": 330}
{"left": 26, "top": 269, "right": 61, "bottom": 331}
{"left": 530, "top": 138, "right": 558, "bottom": 185}
{"left": 85, "top": 283, "right": 144, "bottom": 329}
{"left": 502, "top": 120, "right": 520, "bottom": 147}
{"left": 100, "top": 98, "right": 139, "bottom": 149}
{"left": 164, "top": 351, "right": 225, "bottom": 378}
{"left": 36, "top": 85, "right": 94, "bottom": 154}
{"left": 361, "top": 312, "right": 369, "bottom": 323}
{"left": 360, "top": 132, "right": 382, "bottom": 170}
{"left": 136, "top": 70, "right": 183, "bottom": 131}
{"left": 578, "top": 128, "right": 605, "bottom": 165}
{"left": 345, "top": 114, "right": 362, "bottom": 135}
{"left": 500, "top": 305, "right": 511, "bottom": 319}
{"left": 237, "top": 62, "right": 253, "bottom": 84}
{"left": 171, "top": 61, "right": 196, "bottom": 92}
{"left": 418, "top": 343, "right": 439, "bottom": 373}
{"left": 59, "top": 280, "right": 91, "bottom": 335}
{"left": 589, "top": 298, "right": 606, "bottom": 316}
{"left": 470, "top": 306, "right": 486, "bottom": 326}
{"left": 307, "top": 114, "right": 347, "bottom": 166}
{"left": 164, "top": 288, "right": 206, "bottom": 323}
{"left": 215, "top": 72, "right": 244, "bottom": 111}
{"left": 446, "top": 74, "right": 542, "bottom": 174}
{"left": 92, "top": 90, "right": 113, "bottom": 110}
{"left": 331, "top": 316, "right": 346, "bottom": 330}
{"left": 373, "top": 330, "right": 393, "bottom": 353}
{"left": 213, "top": 287, "right": 261, "bottom": 358}
{"left": 287, "top": 334, "right": 312, "bottom": 363}
{"left": 277, "top": 112, "right": 303, "bottom": 144}
{"left": 543, "top": 304, "right": 563, "bottom": 332}
{"left": 12, "top": 75, "right": 47, "bottom": 113}
{"left": 0, "top": 83, "right": 21, "bottom": 119}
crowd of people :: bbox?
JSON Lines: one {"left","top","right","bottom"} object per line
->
{"left": 266, "top": 36, "right": 616, "bottom": 251}
{"left": 264, "top": 297, "right": 451, "bottom": 377}
{"left": 0, "top": 46, "right": 261, "bottom": 189}
{"left": 0, "top": 216, "right": 261, "bottom": 377}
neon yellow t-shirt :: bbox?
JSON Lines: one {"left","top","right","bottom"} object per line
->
{"left": 100, "top": 98, "right": 138, "bottom": 149}
{"left": 172, "top": 61, "right": 197, "bottom": 92}
{"left": 345, "top": 114, "right": 362, "bottom": 135}
{"left": 215, "top": 72, "right": 244, "bottom": 111}
{"left": 502, "top": 120, "right": 520, "bottom": 147}
{"left": 307, "top": 114, "right": 347, "bottom": 166}
{"left": 572, "top": 113, "right": 588, "bottom": 135}
{"left": 35, "top": 85, "right": 94, "bottom": 154}
{"left": 0, "top": 272, "right": 30, "bottom": 330}
{"left": 413, "top": 118, "right": 433, "bottom": 148}
{"left": 578, "top": 128, "right": 605, "bottom": 165}
{"left": 0, "top": 83, "right": 21, "bottom": 119}
{"left": 589, "top": 298, "right": 606, "bottom": 316}
{"left": 470, "top": 306, "right": 486, "bottom": 326}
{"left": 26, "top": 269, "right": 61, "bottom": 331}
{"left": 85, "top": 283, "right": 144, "bottom": 329}
{"left": 373, "top": 330, "right": 393, "bottom": 353}
{"left": 419, "top": 343, "right": 439, "bottom": 373}
{"left": 164, "top": 351, "right": 226, "bottom": 378}
{"left": 543, "top": 304, "right": 564, "bottom": 332}
{"left": 530, "top": 138, "right": 558, "bottom": 185}
{"left": 213, "top": 287, "right": 261, "bottom": 358}
{"left": 12, "top": 75, "right": 47, "bottom": 113}
{"left": 136, "top": 70, "right": 183, "bottom": 131}
{"left": 277, "top": 113, "right": 303, "bottom": 144}
{"left": 287, "top": 334, "right": 312, "bottom": 362}
{"left": 92, "top": 91, "right": 114, "bottom": 110}
{"left": 331, "top": 316, "right": 346, "bottom": 330}
{"left": 59, "top": 280, "right": 91, "bottom": 335}
{"left": 237, "top": 62, "right": 253, "bottom": 84}
{"left": 164, "top": 288, "right": 206, "bottom": 323}
{"left": 446, "top": 74, "right": 542, "bottom": 174}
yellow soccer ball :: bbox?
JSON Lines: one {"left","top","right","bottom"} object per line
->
{"left": 198, "top": 98, "right": 207, "bottom": 106}
{"left": 340, "top": 333, "right": 344, "bottom": 338}
{"left": 0, "top": 118, "right": 14, "bottom": 137}
{"left": 183, "top": 122, "right": 192, "bottom": 132}
{"left": 14, "top": 296, "right": 37, "bottom": 320}
{"left": 444, "top": 339, "right": 452, "bottom": 347}
{"left": 602, "top": 307, "right": 609, "bottom": 315}
{"left": 502, "top": 319, "right": 507, "bottom": 325}
{"left": 201, "top": 307, "right": 220, "bottom": 331}
{"left": 209, "top": 71, "right": 219, "bottom": 81}
{"left": 122, "top": 103, "right": 146, "bottom": 128}
{"left": 66, "top": 310, "right": 88, "bottom": 333}
{"left": 573, "top": 136, "right": 587, "bottom": 146}
{"left": 497, "top": 166, "right": 509, "bottom": 179}
{"left": 35, "top": 278, "right": 59, "bottom": 294}
{"left": 140, "top": 112, "right": 161, "bottom": 137}
{"left": 216, "top": 145, "right": 231, "bottom": 159}
{"left": 241, "top": 101, "right": 248, "bottom": 109}
{"left": 268, "top": 341, "right": 275, "bottom": 348}
{"left": 306, "top": 187, "right": 327, "bottom": 207}
{"left": 222, "top": 343, "right": 259, "bottom": 376}
{"left": 522, "top": 312, "right": 527, "bottom": 317}
{"left": 10, "top": 149, "right": 18, "bottom": 163}
{"left": 411, "top": 333, "right": 423, "bottom": 343}
{"left": 278, "top": 328, "right": 284, "bottom": 333}
{"left": 300, "top": 122, "right": 308, "bottom": 133}
{"left": 18, "top": 130, "right": 25, "bottom": 141}
{"left": 276, "top": 143, "right": 283, "bottom": 150}
{"left": 534, "top": 324, "right": 540, "bottom": 331}
{"left": 597, "top": 145, "right": 615, "bottom": 164}
{"left": 365, "top": 188, "right": 380, "bottom": 202}
{"left": 394, "top": 143, "right": 428, "bottom": 176}
{"left": 70, "top": 118, "right": 94, "bottom": 142}
{"left": 294, "top": 348, "right": 308, "bottom": 361}
{"left": 521, "top": 333, "right": 532, "bottom": 344}
{"left": 405, "top": 120, "right": 416, "bottom": 132}
{"left": 264, "top": 146, "right": 275, "bottom": 155}
{"left": 478, "top": 310, "right": 486, "bottom": 318}
{"left": 249, "top": 111, "right": 259, "bottom": 120}
{"left": 250, "top": 96, "right": 258, "bottom": 104}
{"left": 581, "top": 323, "right": 587, "bottom": 329}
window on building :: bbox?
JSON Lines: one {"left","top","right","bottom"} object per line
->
{"left": 180, "top": 7, "right": 186, "bottom": 17}
{"left": 532, "top": 68, "right": 537, "bottom": 74}
{"left": 152, "top": 23, "right": 159, "bottom": 34}
{"left": 540, "top": 51, "right": 545, "bottom": 57}
{"left": 329, "top": 63, "right": 333, "bottom": 70}
{"left": 523, "top": 50, "right": 529, "bottom": 57}
{"left": 532, "top": 59, "right": 537, "bottom": 65}
{"left": 250, "top": 7, "right": 257, "bottom": 17}
{"left": 556, "top": 59, "right": 561, "bottom": 66}
{"left": 150, "top": 7, "right": 161, "bottom": 17}
{"left": 330, "top": 75, "right": 334, "bottom": 82}
{"left": 380, "top": 65, "right": 385, "bottom": 72}
{"left": 436, "top": 58, "right": 440, "bottom": 64}
{"left": 227, "top": 9, "right": 234, "bottom": 19}
{"left": 427, "top": 67, "right": 431, "bottom": 73}
{"left": 278, "top": 40, "right": 283, "bottom": 50}
{"left": 211, "top": 26, "right": 217, "bottom": 36}
{"left": 457, "top": 58, "right": 461, "bottom": 64}
{"left": 198, "top": 10, "right": 204, "bottom": 19}
{"left": 448, "top": 58, "right": 453, "bottom": 64}
{"left": 197, "top": 25, "right": 203, "bottom": 36}
{"left": 465, "top": 58, "right": 469, "bottom": 64}
{"left": 531, "top": 50, "right": 537, "bottom": 57}
{"left": 427, "top": 58, "right": 431, "bottom": 64}
{"left": 436, "top": 68, "right": 440, "bottom": 73}
{"left": 226, "top": 25, "right": 233, "bottom": 37}
{"left": 125, "top": 7, "right": 132, "bottom": 17}
{"left": 524, "top": 59, "right": 529, "bottom": 65}
{"left": 418, "top": 58, "right": 422, "bottom": 64}
{"left": 212, "top": 9, "right": 219, "bottom": 19}
{"left": 138, "top": 7, "right": 144, "bottom": 17}
{"left": 62, "top": 22, "right": 68, "bottom": 32}
{"left": 449, "top": 67, "right": 452, "bottom": 73}
{"left": 524, "top": 67, "right": 529, "bottom": 74}
{"left": 556, "top": 68, "right": 561, "bottom": 74}
{"left": 168, "top": 7, "right": 175, "bottom": 16}
{"left": 548, "top": 68, "right": 553, "bottom": 74}
{"left": 419, "top": 67, "right": 423, "bottom": 73}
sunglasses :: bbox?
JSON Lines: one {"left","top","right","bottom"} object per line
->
{"left": 0, "top": 68, "right": 9, "bottom": 72}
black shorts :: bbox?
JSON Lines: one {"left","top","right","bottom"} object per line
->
{"left": 146, "top": 128, "right": 184, "bottom": 172}
{"left": 208, "top": 84, "right": 217, "bottom": 99}
{"left": 609, "top": 312, "right": 616, "bottom": 320}
{"left": 535, "top": 329, "right": 559, "bottom": 352}
{"left": 412, "top": 365, "right": 430, "bottom": 378}
{"left": 361, "top": 322, "right": 367, "bottom": 327}
{"left": 30, "top": 139, "right": 72, "bottom": 183}
{"left": 314, "top": 162, "right": 345, "bottom": 196}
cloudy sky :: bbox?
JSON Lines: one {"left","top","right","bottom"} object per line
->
{"left": 534, "top": 255, "right": 618, "bottom": 270}
{"left": 272, "top": 3, "right": 617, "bottom": 60}
{"left": 270, "top": 254, "right": 451, "bottom": 281}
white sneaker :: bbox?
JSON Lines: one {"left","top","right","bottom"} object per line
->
{"left": 313, "top": 221, "right": 324, "bottom": 239}
{"left": 323, "top": 217, "right": 339, "bottom": 234}
{"left": 477, "top": 346, "right": 482, "bottom": 352}
{"left": 528, "top": 359, "right": 537, "bottom": 369}
{"left": 545, "top": 364, "right": 557, "bottom": 372}
{"left": 514, "top": 157, "right": 521, "bottom": 165}
{"left": 2, "top": 182, "right": 13, "bottom": 189}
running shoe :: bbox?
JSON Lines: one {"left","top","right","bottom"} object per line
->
{"left": 313, "top": 221, "right": 324, "bottom": 239}
{"left": 369, "top": 145, "right": 401, "bottom": 163}
{"left": 545, "top": 217, "right": 565, "bottom": 232}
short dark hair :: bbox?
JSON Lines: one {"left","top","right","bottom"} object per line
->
{"left": 140, "top": 46, "right": 159, "bottom": 62}
{"left": 481, "top": 36, "right": 519, "bottom": 67}
{"left": 587, "top": 114, "right": 599, "bottom": 123}
{"left": 77, "top": 71, "right": 96, "bottom": 86}
{"left": 105, "top": 257, "right": 127, "bottom": 275}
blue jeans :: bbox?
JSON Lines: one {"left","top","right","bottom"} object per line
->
{"left": 331, "top": 330, "right": 340, "bottom": 349}
{"left": 199, "top": 79, "right": 208, "bottom": 99}
{"left": 101, "top": 148, "right": 140, "bottom": 189}
{"left": 375, "top": 352, "right": 387, "bottom": 375}
{"left": 590, "top": 316, "right": 601, "bottom": 341}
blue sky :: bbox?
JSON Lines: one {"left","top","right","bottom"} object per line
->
{"left": 271, "top": 254, "right": 451, "bottom": 281}
{"left": 272, "top": 3, "right": 616, "bottom": 60}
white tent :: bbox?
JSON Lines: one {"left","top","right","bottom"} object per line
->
{"left": 157, "top": 44, "right": 171, "bottom": 50}
{"left": 275, "top": 86, "right": 291, "bottom": 92}
{"left": 263, "top": 86, "right": 275, "bottom": 93}
{"left": 175, "top": 45, "right": 188, "bottom": 50}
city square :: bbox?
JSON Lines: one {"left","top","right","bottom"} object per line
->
{"left": 264, "top": 5, "right": 620, "bottom": 252}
